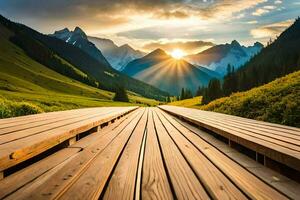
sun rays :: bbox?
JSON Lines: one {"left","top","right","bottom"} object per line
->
{"left": 133, "top": 58, "right": 201, "bottom": 94}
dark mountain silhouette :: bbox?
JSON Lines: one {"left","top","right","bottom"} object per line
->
{"left": 122, "top": 49, "right": 216, "bottom": 95}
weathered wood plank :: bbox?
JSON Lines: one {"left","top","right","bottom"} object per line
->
{"left": 156, "top": 109, "right": 247, "bottom": 200}
{"left": 56, "top": 109, "right": 146, "bottom": 200}
{"left": 159, "top": 106, "right": 300, "bottom": 171}
{"left": 103, "top": 108, "right": 148, "bottom": 199}
{"left": 0, "top": 108, "right": 108, "bottom": 135}
{"left": 172, "top": 114, "right": 300, "bottom": 200}
{"left": 0, "top": 107, "right": 137, "bottom": 172}
{"left": 142, "top": 109, "right": 173, "bottom": 200}
{"left": 0, "top": 148, "right": 80, "bottom": 199}
{"left": 4, "top": 108, "right": 144, "bottom": 200}
{"left": 0, "top": 107, "right": 105, "bottom": 128}
{"left": 153, "top": 109, "right": 209, "bottom": 200}
{"left": 0, "top": 108, "right": 113, "bottom": 144}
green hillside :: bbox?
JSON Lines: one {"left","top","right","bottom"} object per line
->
{"left": 0, "top": 15, "right": 168, "bottom": 101}
{"left": 168, "top": 71, "right": 300, "bottom": 127}
{"left": 0, "top": 22, "right": 159, "bottom": 118}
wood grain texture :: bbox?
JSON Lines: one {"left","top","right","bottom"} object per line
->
{"left": 159, "top": 106, "right": 300, "bottom": 171}
{"left": 103, "top": 108, "right": 148, "bottom": 200}
{"left": 141, "top": 109, "right": 173, "bottom": 200}
{"left": 158, "top": 109, "right": 289, "bottom": 200}
{"left": 0, "top": 107, "right": 137, "bottom": 171}
{"left": 156, "top": 109, "right": 246, "bottom": 200}
{"left": 4, "top": 109, "right": 143, "bottom": 200}
{"left": 153, "top": 110, "right": 209, "bottom": 200}
{"left": 56, "top": 109, "right": 145, "bottom": 200}
{"left": 175, "top": 117, "right": 300, "bottom": 199}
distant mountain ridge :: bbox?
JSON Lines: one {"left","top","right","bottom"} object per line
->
{"left": 50, "top": 27, "right": 112, "bottom": 68}
{"left": 186, "top": 40, "right": 263, "bottom": 76}
{"left": 88, "top": 36, "right": 145, "bottom": 71}
{"left": 122, "top": 48, "right": 216, "bottom": 95}
{"left": 223, "top": 17, "right": 300, "bottom": 93}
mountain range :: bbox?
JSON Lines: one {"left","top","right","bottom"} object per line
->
{"left": 88, "top": 37, "right": 145, "bottom": 71}
{"left": 122, "top": 49, "right": 216, "bottom": 95}
{"left": 0, "top": 15, "right": 168, "bottom": 101}
{"left": 186, "top": 40, "right": 263, "bottom": 76}
{"left": 50, "top": 27, "right": 111, "bottom": 67}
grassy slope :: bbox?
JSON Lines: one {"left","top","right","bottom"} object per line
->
{"left": 168, "top": 71, "right": 300, "bottom": 127}
{"left": 0, "top": 24, "right": 158, "bottom": 118}
{"left": 168, "top": 96, "right": 202, "bottom": 107}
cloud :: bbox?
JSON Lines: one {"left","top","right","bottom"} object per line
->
{"left": 247, "top": 20, "right": 258, "bottom": 24}
{"left": 0, "top": 0, "right": 268, "bottom": 26}
{"left": 196, "top": 0, "right": 267, "bottom": 19}
{"left": 250, "top": 19, "right": 293, "bottom": 39}
{"left": 143, "top": 40, "right": 215, "bottom": 54}
{"left": 274, "top": 0, "right": 282, "bottom": 4}
{"left": 252, "top": 4, "right": 277, "bottom": 16}
{"left": 154, "top": 10, "right": 189, "bottom": 19}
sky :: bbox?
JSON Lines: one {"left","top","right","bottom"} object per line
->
{"left": 0, "top": 0, "right": 299, "bottom": 54}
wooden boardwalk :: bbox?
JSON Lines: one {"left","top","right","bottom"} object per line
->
{"left": 0, "top": 107, "right": 299, "bottom": 199}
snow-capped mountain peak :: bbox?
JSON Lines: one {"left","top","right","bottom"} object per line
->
{"left": 88, "top": 36, "right": 145, "bottom": 71}
{"left": 185, "top": 41, "right": 263, "bottom": 76}
{"left": 50, "top": 27, "right": 111, "bottom": 67}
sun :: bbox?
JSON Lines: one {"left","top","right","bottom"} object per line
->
{"left": 171, "top": 49, "right": 185, "bottom": 59}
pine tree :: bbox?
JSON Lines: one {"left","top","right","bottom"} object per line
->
{"left": 113, "top": 86, "right": 129, "bottom": 102}
{"left": 180, "top": 88, "right": 185, "bottom": 100}
{"left": 202, "top": 79, "right": 223, "bottom": 104}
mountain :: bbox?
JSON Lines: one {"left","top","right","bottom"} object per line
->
{"left": 186, "top": 40, "right": 263, "bottom": 76}
{"left": 223, "top": 18, "right": 300, "bottom": 93}
{"left": 122, "top": 49, "right": 216, "bottom": 95}
{"left": 50, "top": 27, "right": 111, "bottom": 67}
{"left": 0, "top": 15, "right": 168, "bottom": 101}
{"left": 88, "top": 36, "right": 145, "bottom": 71}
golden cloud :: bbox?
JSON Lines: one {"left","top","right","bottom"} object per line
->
{"left": 143, "top": 40, "right": 215, "bottom": 54}
{"left": 251, "top": 20, "right": 294, "bottom": 39}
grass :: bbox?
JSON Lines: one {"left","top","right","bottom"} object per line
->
{"left": 168, "top": 70, "right": 300, "bottom": 127}
{"left": 168, "top": 96, "right": 202, "bottom": 107}
{"left": 0, "top": 23, "right": 159, "bottom": 118}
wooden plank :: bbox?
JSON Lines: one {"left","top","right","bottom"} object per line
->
{"left": 0, "top": 109, "right": 140, "bottom": 199}
{"left": 159, "top": 106, "right": 300, "bottom": 171}
{"left": 0, "top": 108, "right": 113, "bottom": 144}
{"left": 160, "top": 107, "right": 300, "bottom": 151}
{"left": 160, "top": 105, "right": 300, "bottom": 133}
{"left": 0, "top": 108, "right": 108, "bottom": 135}
{"left": 142, "top": 109, "right": 173, "bottom": 200}
{"left": 183, "top": 113, "right": 300, "bottom": 147}
{"left": 0, "top": 107, "right": 137, "bottom": 171}
{"left": 171, "top": 114, "right": 300, "bottom": 199}
{"left": 0, "top": 107, "right": 104, "bottom": 127}
{"left": 197, "top": 114, "right": 300, "bottom": 139}
{"left": 72, "top": 110, "right": 138, "bottom": 149}
{"left": 0, "top": 148, "right": 81, "bottom": 199}
{"left": 155, "top": 109, "right": 247, "bottom": 200}
{"left": 153, "top": 109, "right": 210, "bottom": 200}
{"left": 102, "top": 108, "right": 148, "bottom": 199}
{"left": 4, "top": 108, "right": 144, "bottom": 200}
{"left": 56, "top": 109, "right": 146, "bottom": 200}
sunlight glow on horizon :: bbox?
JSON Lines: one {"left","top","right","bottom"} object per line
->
{"left": 171, "top": 49, "right": 185, "bottom": 59}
